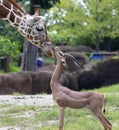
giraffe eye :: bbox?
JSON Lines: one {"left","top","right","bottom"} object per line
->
{"left": 36, "top": 26, "right": 43, "bottom": 31}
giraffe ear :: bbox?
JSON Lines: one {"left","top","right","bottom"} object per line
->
{"left": 26, "top": 16, "right": 45, "bottom": 25}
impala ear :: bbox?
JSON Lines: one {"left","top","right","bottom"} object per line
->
{"left": 59, "top": 51, "right": 64, "bottom": 57}
{"left": 26, "top": 16, "right": 45, "bottom": 25}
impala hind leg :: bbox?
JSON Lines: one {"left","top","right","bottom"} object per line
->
{"left": 92, "top": 108, "right": 112, "bottom": 130}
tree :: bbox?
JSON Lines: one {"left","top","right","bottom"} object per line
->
{"left": 0, "top": 20, "right": 24, "bottom": 44}
{"left": 83, "top": 0, "right": 119, "bottom": 51}
{"left": 46, "top": 0, "right": 95, "bottom": 46}
{"left": 46, "top": 0, "right": 119, "bottom": 50}
{"left": 30, "top": 0, "right": 60, "bottom": 10}
{"left": 0, "top": 36, "right": 20, "bottom": 72}
{"left": 0, "top": 36, "right": 20, "bottom": 57}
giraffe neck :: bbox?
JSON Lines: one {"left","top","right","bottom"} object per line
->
{"left": 0, "top": 0, "right": 31, "bottom": 39}
{"left": 0, "top": 0, "right": 25, "bottom": 27}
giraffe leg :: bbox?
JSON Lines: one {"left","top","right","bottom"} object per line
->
{"left": 59, "top": 107, "right": 65, "bottom": 130}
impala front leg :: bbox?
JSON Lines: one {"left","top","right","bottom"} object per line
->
{"left": 59, "top": 107, "right": 65, "bottom": 130}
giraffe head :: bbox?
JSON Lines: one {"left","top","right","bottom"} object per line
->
{"left": 24, "top": 15, "right": 55, "bottom": 58}
{"left": 0, "top": 0, "right": 55, "bottom": 58}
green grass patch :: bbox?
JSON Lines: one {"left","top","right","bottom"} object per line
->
{"left": 93, "top": 84, "right": 119, "bottom": 93}
{"left": 0, "top": 84, "right": 119, "bottom": 129}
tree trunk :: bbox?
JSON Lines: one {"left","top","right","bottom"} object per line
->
{"left": 21, "top": 40, "right": 38, "bottom": 71}
{"left": 21, "top": 1, "right": 39, "bottom": 71}
{"left": 96, "top": 34, "right": 100, "bottom": 51}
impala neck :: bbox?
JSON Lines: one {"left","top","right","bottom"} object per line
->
{"left": 51, "top": 60, "right": 63, "bottom": 92}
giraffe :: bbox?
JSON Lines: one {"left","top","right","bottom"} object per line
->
{"left": 0, "top": 0, "right": 55, "bottom": 58}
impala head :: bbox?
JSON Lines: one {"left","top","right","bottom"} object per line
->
{"left": 55, "top": 47, "right": 68, "bottom": 68}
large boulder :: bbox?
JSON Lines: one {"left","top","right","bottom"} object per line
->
{"left": 0, "top": 71, "right": 52, "bottom": 94}
{"left": 0, "top": 69, "right": 79, "bottom": 94}
{"left": 30, "top": 71, "right": 52, "bottom": 94}
{"left": 60, "top": 72, "right": 79, "bottom": 91}
{"left": 77, "top": 69, "right": 104, "bottom": 90}
{"left": 59, "top": 45, "right": 93, "bottom": 53}
{"left": 77, "top": 58, "right": 119, "bottom": 90}
{"left": 93, "top": 59, "right": 119, "bottom": 85}
{"left": 0, "top": 72, "right": 32, "bottom": 94}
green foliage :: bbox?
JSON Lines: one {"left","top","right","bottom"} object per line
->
{"left": 46, "top": 0, "right": 119, "bottom": 49}
{"left": 44, "top": 56, "right": 55, "bottom": 64}
{"left": 83, "top": 0, "right": 119, "bottom": 50}
{"left": 0, "top": 21, "right": 24, "bottom": 44}
{"left": 47, "top": 0, "right": 87, "bottom": 46}
{"left": 1, "top": 0, "right": 119, "bottom": 50}
{"left": 9, "top": 63, "right": 20, "bottom": 72}
{"left": 0, "top": 36, "right": 20, "bottom": 58}
{"left": 0, "top": 36, "right": 21, "bottom": 72}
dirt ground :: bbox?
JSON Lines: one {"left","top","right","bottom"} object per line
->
{"left": 0, "top": 94, "right": 55, "bottom": 130}
{"left": 0, "top": 95, "right": 55, "bottom": 106}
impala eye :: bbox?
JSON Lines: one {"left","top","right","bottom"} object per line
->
{"left": 36, "top": 26, "right": 43, "bottom": 31}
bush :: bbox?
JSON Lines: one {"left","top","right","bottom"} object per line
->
{"left": 78, "top": 69, "right": 104, "bottom": 90}
{"left": 94, "top": 59, "right": 119, "bottom": 85}
{"left": 0, "top": 36, "right": 20, "bottom": 58}
{"left": 0, "top": 36, "right": 21, "bottom": 72}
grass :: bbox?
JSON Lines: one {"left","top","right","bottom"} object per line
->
{"left": 93, "top": 84, "right": 119, "bottom": 93}
{"left": 0, "top": 84, "right": 119, "bottom": 130}
{"left": 43, "top": 56, "right": 55, "bottom": 64}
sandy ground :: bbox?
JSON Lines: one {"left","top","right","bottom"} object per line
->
{"left": 0, "top": 127, "right": 20, "bottom": 130}
{"left": 0, "top": 95, "right": 55, "bottom": 106}
{"left": 0, "top": 95, "right": 56, "bottom": 130}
